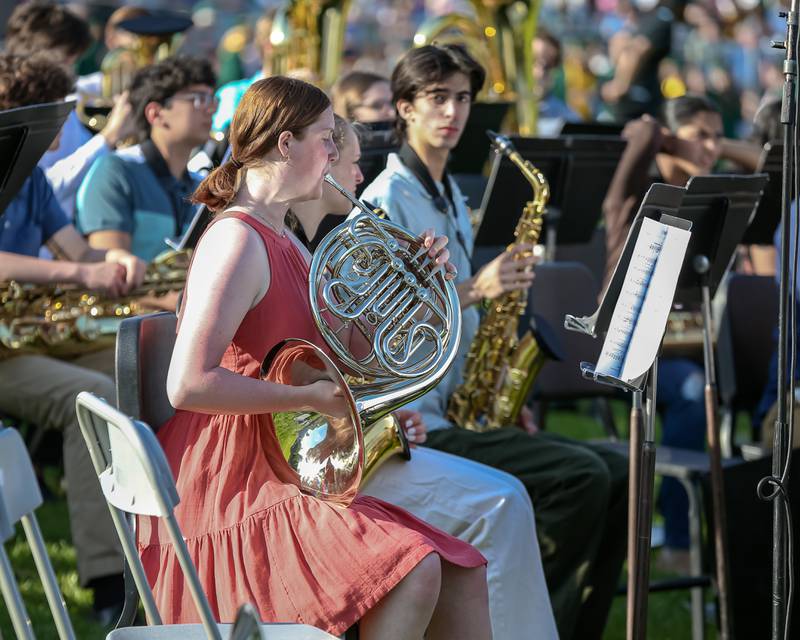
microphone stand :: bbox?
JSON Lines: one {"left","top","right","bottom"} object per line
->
{"left": 766, "top": 3, "right": 798, "bottom": 638}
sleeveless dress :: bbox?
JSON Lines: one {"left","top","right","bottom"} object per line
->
{"left": 138, "top": 212, "right": 485, "bottom": 635}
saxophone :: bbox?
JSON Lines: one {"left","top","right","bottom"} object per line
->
{"left": 447, "top": 131, "right": 549, "bottom": 431}
{"left": 0, "top": 250, "right": 188, "bottom": 359}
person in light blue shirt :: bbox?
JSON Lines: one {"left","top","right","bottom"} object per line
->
{"left": 533, "top": 29, "right": 581, "bottom": 137}
{"left": 360, "top": 43, "right": 628, "bottom": 640}
{"left": 77, "top": 56, "right": 216, "bottom": 261}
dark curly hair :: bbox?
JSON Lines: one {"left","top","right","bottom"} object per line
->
{"left": 0, "top": 53, "right": 74, "bottom": 111}
{"left": 5, "top": 1, "right": 91, "bottom": 60}
{"left": 128, "top": 56, "right": 217, "bottom": 140}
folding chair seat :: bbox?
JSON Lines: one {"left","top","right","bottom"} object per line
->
{"left": 75, "top": 391, "right": 337, "bottom": 640}
{"left": 717, "top": 274, "right": 779, "bottom": 456}
{"left": 0, "top": 427, "right": 76, "bottom": 640}
{"left": 527, "top": 261, "right": 620, "bottom": 437}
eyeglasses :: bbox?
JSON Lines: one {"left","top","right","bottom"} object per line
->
{"left": 353, "top": 99, "right": 394, "bottom": 112}
{"left": 169, "top": 91, "right": 217, "bottom": 110}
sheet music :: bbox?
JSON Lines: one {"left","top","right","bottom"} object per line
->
{"left": 595, "top": 217, "right": 691, "bottom": 383}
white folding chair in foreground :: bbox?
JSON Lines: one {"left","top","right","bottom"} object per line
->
{"left": 74, "top": 391, "right": 337, "bottom": 640}
{"left": 0, "top": 427, "right": 77, "bottom": 640}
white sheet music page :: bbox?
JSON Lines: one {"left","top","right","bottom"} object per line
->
{"left": 595, "top": 217, "right": 691, "bottom": 383}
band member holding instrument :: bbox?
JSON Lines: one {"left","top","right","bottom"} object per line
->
{"left": 0, "top": 52, "right": 147, "bottom": 624}
{"left": 332, "top": 71, "right": 396, "bottom": 124}
{"left": 140, "top": 76, "right": 491, "bottom": 639}
{"left": 76, "top": 57, "right": 216, "bottom": 261}
{"left": 359, "top": 44, "right": 628, "bottom": 640}
{"left": 5, "top": 1, "right": 133, "bottom": 219}
{"left": 289, "top": 114, "right": 558, "bottom": 639}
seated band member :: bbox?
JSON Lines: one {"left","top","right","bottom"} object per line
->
{"left": 5, "top": 0, "right": 133, "bottom": 219}
{"left": 602, "top": 94, "right": 723, "bottom": 571}
{"left": 76, "top": 57, "right": 216, "bottom": 262}
{"left": 332, "top": 71, "right": 396, "bottom": 123}
{"left": 0, "top": 53, "right": 147, "bottom": 623}
{"left": 359, "top": 44, "right": 628, "bottom": 640}
{"left": 139, "top": 76, "right": 492, "bottom": 639}
{"left": 289, "top": 114, "right": 558, "bottom": 639}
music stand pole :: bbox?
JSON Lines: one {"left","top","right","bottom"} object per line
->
{"left": 770, "top": 2, "right": 798, "bottom": 637}
{"left": 696, "top": 256, "right": 732, "bottom": 639}
{"left": 627, "top": 359, "right": 659, "bottom": 640}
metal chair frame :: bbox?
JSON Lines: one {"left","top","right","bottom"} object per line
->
{"left": 0, "top": 427, "right": 77, "bottom": 640}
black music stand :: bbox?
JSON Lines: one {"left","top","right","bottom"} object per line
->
{"left": 475, "top": 135, "right": 627, "bottom": 260}
{"left": 568, "top": 173, "right": 768, "bottom": 639}
{"left": 742, "top": 141, "right": 783, "bottom": 245}
{"left": 671, "top": 173, "right": 767, "bottom": 640}
{"left": 560, "top": 121, "right": 624, "bottom": 137}
{"left": 566, "top": 182, "right": 692, "bottom": 640}
{"left": 448, "top": 102, "right": 511, "bottom": 174}
{"left": 0, "top": 100, "right": 74, "bottom": 217}
{"left": 353, "top": 121, "right": 399, "bottom": 198}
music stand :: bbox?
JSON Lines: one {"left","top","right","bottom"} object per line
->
{"left": 353, "top": 121, "right": 399, "bottom": 198}
{"left": 475, "top": 135, "right": 627, "bottom": 259}
{"left": 741, "top": 141, "right": 783, "bottom": 245}
{"left": 0, "top": 100, "right": 74, "bottom": 217}
{"left": 560, "top": 121, "right": 624, "bottom": 137}
{"left": 569, "top": 174, "right": 767, "bottom": 639}
{"left": 448, "top": 102, "right": 511, "bottom": 174}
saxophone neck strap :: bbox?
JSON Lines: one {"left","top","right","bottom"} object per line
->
{"left": 397, "top": 142, "right": 470, "bottom": 259}
{"left": 397, "top": 142, "right": 456, "bottom": 217}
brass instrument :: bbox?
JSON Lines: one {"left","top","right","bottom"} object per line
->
{"left": 269, "top": 0, "right": 352, "bottom": 89}
{"left": 260, "top": 174, "right": 461, "bottom": 505}
{"left": 0, "top": 250, "right": 188, "bottom": 359}
{"left": 78, "top": 13, "right": 192, "bottom": 132}
{"left": 413, "top": 0, "right": 542, "bottom": 134}
{"left": 448, "top": 131, "right": 549, "bottom": 431}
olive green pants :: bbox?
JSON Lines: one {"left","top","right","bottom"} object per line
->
{"left": 425, "top": 428, "right": 628, "bottom": 640}
{"left": 0, "top": 350, "right": 123, "bottom": 586}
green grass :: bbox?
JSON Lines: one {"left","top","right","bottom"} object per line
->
{"left": 0, "top": 400, "right": 725, "bottom": 639}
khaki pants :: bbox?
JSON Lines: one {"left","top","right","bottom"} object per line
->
{"left": 0, "top": 349, "right": 123, "bottom": 586}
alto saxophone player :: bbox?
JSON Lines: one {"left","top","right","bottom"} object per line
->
{"left": 358, "top": 44, "right": 628, "bottom": 640}
{"left": 0, "top": 53, "right": 147, "bottom": 623}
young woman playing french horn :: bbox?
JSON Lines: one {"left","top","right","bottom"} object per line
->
{"left": 137, "top": 76, "right": 492, "bottom": 640}
{"left": 289, "top": 114, "right": 557, "bottom": 638}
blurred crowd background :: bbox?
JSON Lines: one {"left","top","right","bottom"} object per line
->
{"left": 0, "top": 0, "right": 787, "bottom": 140}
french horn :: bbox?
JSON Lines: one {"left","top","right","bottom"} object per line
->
{"left": 260, "top": 174, "right": 462, "bottom": 505}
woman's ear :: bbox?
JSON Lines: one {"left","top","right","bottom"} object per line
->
{"left": 277, "top": 130, "right": 293, "bottom": 160}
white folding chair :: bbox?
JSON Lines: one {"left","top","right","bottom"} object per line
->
{"left": 0, "top": 427, "right": 77, "bottom": 640}
{"left": 74, "top": 391, "right": 336, "bottom": 640}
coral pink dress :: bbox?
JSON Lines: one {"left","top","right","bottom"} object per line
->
{"left": 138, "top": 212, "right": 485, "bottom": 635}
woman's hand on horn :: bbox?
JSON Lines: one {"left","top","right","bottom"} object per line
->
{"left": 305, "top": 380, "right": 350, "bottom": 420}
{"left": 421, "top": 228, "right": 458, "bottom": 281}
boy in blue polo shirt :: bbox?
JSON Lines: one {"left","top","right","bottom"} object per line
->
{"left": 77, "top": 57, "right": 216, "bottom": 261}
{"left": 0, "top": 52, "right": 147, "bottom": 623}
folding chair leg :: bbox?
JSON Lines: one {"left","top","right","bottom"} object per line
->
{"left": 0, "top": 546, "right": 36, "bottom": 640}
{"left": 21, "top": 513, "right": 76, "bottom": 640}
{"left": 679, "top": 477, "right": 705, "bottom": 640}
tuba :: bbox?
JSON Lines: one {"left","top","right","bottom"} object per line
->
{"left": 0, "top": 250, "right": 188, "bottom": 360}
{"left": 447, "top": 131, "right": 552, "bottom": 431}
{"left": 260, "top": 174, "right": 461, "bottom": 505}
{"left": 413, "top": 0, "right": 542, "bottom": 134}
{"left": 269, "top": 0, "right": 352, "bottom": 89}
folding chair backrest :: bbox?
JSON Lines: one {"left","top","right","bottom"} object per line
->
{"left": 527, "top": 261, "right": 615, "bottom": 399}
{"left": 0, "top": 428, "right": 76, "bottom": 640}
{"left": 717, "top": 274, "right": 779, "bottom": 412}
{"left": 116, "top": 312, "right": 178, "bottom": 431}
{"left": 75, "top": 392, "right": 220, "bottom": 640}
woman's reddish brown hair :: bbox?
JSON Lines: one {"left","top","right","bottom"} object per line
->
{"left": 193, "top": 76, "right": 331, "bottom": 212}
